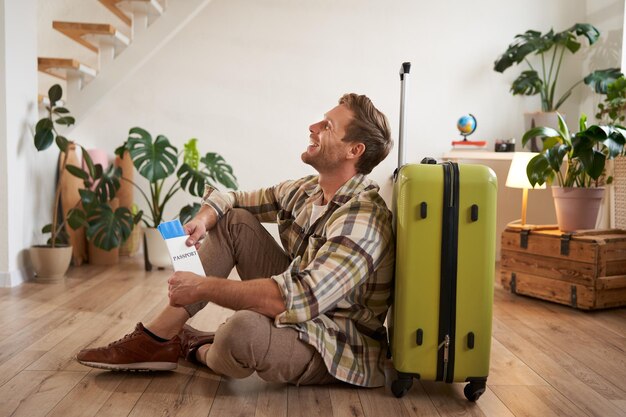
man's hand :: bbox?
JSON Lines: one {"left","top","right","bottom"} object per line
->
{"left": 183, "top": 218, "right": 207, "bottom": 249}
{"left": 183, "top": 205, "right": 218, "bottom": 248}
{"left": 168, "top": 271, "right": 208, "bottom": 307}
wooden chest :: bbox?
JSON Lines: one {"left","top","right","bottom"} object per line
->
{"left": 500, "top": 227, "right": 626, "bottom": 310}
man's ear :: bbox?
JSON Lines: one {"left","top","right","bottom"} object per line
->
{"left": 347, "top": 142, "right": 365, "bottom": 160}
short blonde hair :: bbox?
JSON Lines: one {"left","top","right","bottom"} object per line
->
{"left": 339, "top": 93, "right": 392, "bottom": 174}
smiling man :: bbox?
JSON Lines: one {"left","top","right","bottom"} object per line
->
{"left": 76, "top": 93, "right": 395, "bottom": 388}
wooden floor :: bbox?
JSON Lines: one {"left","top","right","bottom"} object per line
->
{"left": 0, "top": 258, "right": 625, "bottom": 417}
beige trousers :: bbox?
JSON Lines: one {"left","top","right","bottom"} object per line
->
{"left": 186, "top": 209, "right": 336, "bottom": 385}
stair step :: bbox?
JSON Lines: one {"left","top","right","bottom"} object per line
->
{"left": 53, "top": 21, "right": 130, "bottom": 53}
{"left": 38, "top": 57, "right": 97, "bottom": 80}
{"left": 98, "top": 0, "right": 164, "bottom": 27}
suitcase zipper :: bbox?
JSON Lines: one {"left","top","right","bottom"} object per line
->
{"left": 437, "top": 162, "right": 459, "bottom": 383}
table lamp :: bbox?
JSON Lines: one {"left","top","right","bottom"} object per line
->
{"left": 505, "top": 152, "right": 545, "bottom": 227}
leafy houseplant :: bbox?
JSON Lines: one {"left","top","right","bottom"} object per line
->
{"left": 116, "top": 128, "right": 238, "bottom": 227}
{"left": 522, "top": 113, "right": 626, "bottom": 231}
{"left": 35, "top": 85, "right": 139, "bottom": 250}
{"left": 116, "top": 127, "right": 238, "bottom": 268}
{"left": 596, "top": 76, "right": 626, "bottom": 125}
{"left": 494, "top": 23, "right": 621, "bottom": 111}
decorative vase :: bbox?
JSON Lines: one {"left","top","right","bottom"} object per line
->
{"left": 59, "top": 144, "right": 87, "bottom": 266}
{"left": 524, "top": 112, "right": 563, "bottom": 152}
{"left": 144, "top": 227, "right": 171, "bottom": 269}
{"left": 114, "top": 150, "right": 134, "bottom": 210}
{"left": 552, "top": 187, "right": 605, "bottom": 232}
{"left": 30, "top": 245, "right": 73, "bottom": 281}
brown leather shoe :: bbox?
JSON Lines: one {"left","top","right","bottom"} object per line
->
{"left": 76, "top": 323, "right": 181, "bottom": 371}
{"left": 178, "top": 324, "right": 215, "bottom": 363}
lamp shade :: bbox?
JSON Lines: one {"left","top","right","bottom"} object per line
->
{"left": 506, "top": 152, "right": 546, "bottom": 189}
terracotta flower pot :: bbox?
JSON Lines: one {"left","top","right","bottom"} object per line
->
{"left": 552, "top": 187, "right": 605, "bottom": 232}
{"left": 30, "top": 245, "right": 73, "bottom": 281}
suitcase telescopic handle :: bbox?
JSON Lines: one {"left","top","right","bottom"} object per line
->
{"left": 398, "top": 62, "right": 411, "bottom": 169}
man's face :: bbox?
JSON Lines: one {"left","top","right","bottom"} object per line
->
{"left": 302, "top": 104, "right": 355, "bottom": 173}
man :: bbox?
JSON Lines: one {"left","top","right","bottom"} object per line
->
{"left": 76, "top": 93, "right": 395, "bottom": 387}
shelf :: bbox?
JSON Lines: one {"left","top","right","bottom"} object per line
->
{"left": 441, "top": 151, "right": 516, "bottom": 161}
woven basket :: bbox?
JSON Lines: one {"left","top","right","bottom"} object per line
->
{"left": 120, "top": 224, "right": 143, "bottom": 257}
{"left": 614, "top": 156, "right": 626, "bottom": 229}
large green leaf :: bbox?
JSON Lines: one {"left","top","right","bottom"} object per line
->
{"left": 201, "top": 153, "right": 238, "bottom": 190}
{"left": 127, "top": 127, "right": 178, "bottom": 182}
{"left": 48, "top": 84, "right": 62, "bottom": 105}
{"left": 55, "top": 116, "right": 75, "bottom": 126}
{"left": 584, "top": 68, "right": 623, "bottom": 94}
{"left": 587, "top": 150, "right": 606, "bottom": 180}
{"left": 67, "top": 208, "right": 88, "bottom": 230}
{"left": 66, "top": 164, "right": 89, "bottom": 180}
{"left": 494, "top": 30, "right": 544, "bottom": 73}
{"left": 566, "top": 23, "right": 600, "bottom": 45}
{"left": 93, "top": 166, "right": 122, "bottom": 202}
{"left": 526, "top": 153, "right": 553, "bottom": 187}
{"left": 177, "top": 163, "right": 210, "bottom": 197}
{"left": 511, "top": 70, "right": 543, "bottom": 96}
{"left": 184, "top": 138, "right": 200, "bottom": 169}
{"left": 34, "top": 128, "right": 54, "bottom": 151}
{"left": 86, "top": 205, "right": 135, "bottom": 251}
{"left": 179, "top": 203, "right": 201, "bottom": 225}
{"left": 521, "top": 126, "right": 560, "bottom": 147}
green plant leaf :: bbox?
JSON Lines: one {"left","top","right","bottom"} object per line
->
{"left": 604, "top": 130, "right": 626, "bottom": 158}
{"left": 55, "top": 116, "right": 75, "bottom": 126}
{"left": 93, "top": 163, "right": 104, "bottom": 180}
{"left": 67, "top": 207, "right": 88, "bottom": 229}
{"left": 42, "top": 224, "right": 53, "bottom": 234}
{"left": 584, "top": 68, "right": 623, "bottom": 94}
{"left": 80, "top": 146, "right": 96, "bottom": 179}
{"left": 526, "top": 153, "right": 552, "bottom": 187}
{"left": 493, "top": 30, "right": 543, "bottom": 73}
{"left": 79, "top": 188, "right": 96, "bottom": 208}
{"left": 66, "top": 164, "right": 89, "bottom": 180}
{"left": 184, "top": 138, "right": 200, "bottom": 169}
{"left": 114, "top": 142, "right": 128, "bottom": 158}
{"left": 201, "top": 153, "right": 238, "bottom": 190}
{"left": 566, "top": 23, "right": 600, "bottom": 45}
{"left": 177, "top": 163, "right": 210, "bottom": 197}
{"left": 53, "top": 107, "right": 70, "bottom": 114}
{"left": 48, "top": 84, "right": 62, "bottom": 105}
{"left": 587, "top": 150, "right": 606, "bottom": 180}
{"left": 556, "top": 113, "right": 570, "bottom": 142}
{"left": 35, "top": 118, "right": 53, "bottom": 134}
{"left": 127, "top": 127, "right": 178, "bottom": 182}
{"left": 34, "top": 128, "right": 54, "bottom": 151}
{"left": 85, "top": 205, "right": 135, "bottom": 251}
{"left": 55, "top": 135, "right": 69, "bottom": 152}
{"left": 521, "top": 126, "right": 559, "bottom": 147}
{"left": 179, "top": 203, "right": 201, "bottom": 225}
{"left": 93, "top": 165, "right": 121, "bottom": 202}
{"left": 511, "top": 70, "right": 543, "bottom": 96}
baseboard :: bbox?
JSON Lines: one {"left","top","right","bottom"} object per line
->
{"left": 0, "top": 268, "right": 29, "bottom": 287}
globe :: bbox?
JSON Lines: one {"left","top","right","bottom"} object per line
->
{"left": 457, "top": 114, "right": 477, "bottom": 138}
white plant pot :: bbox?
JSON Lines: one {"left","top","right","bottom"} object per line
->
{"left": 30, "top": 245, "right": 73, "bottom": 281}
{"left": 144, "top": 227, "right": 171, "bottom": 269}
{"left": 552, "top": 187, "right": 605, "bottom": 232}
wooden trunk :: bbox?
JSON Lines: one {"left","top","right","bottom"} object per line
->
{"left": 500, "top": 227, "right": 626, "bottom": 310}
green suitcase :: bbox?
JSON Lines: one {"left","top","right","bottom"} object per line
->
{"left": 390, "top": 63, "right": 497, "bottom": 401}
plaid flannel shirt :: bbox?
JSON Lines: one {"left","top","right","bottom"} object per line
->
{"left": 202, "top": 174, "right": 395, "bottom": 387}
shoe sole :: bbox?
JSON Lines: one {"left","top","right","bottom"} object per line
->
{"left": 77, "top": 360, "right": 177, "bottom": 371}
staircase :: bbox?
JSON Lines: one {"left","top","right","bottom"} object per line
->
{"left": 38, "top": 0, "right": 210, "bottom": 122}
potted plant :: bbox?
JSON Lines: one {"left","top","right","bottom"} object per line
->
{"left": 494, "top": 23, "right": 621, "bottom": 150}
{"left": 116, "top": 128, "right": 238, "bottom": 269}
{"left": 522, "top": 113, "right": 626, "bottom": 231}
{"left": 596, "top": 75, "right": 626, "bottom": 125}
{"left": 30, "top": 84, "right": 91, "bottom": 280}
{"left": 65, "top": 164, "right": 141, "bottom": 265}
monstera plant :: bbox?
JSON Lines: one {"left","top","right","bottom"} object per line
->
{"left": 116, "top": 127, "right": 238, "bottom": 269}
{"left": 494, "top": 23, "right": 621, "bottom": 111}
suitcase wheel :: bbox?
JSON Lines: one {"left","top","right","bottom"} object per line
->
{"left": 391, "top": 377, "right": 413, "bottom": 398}
{"left": 463, "top": 380, "right": 486, "bottom": 402}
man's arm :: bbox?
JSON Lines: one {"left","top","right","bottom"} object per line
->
{"left": 167, "top": 272, "right": 286, "bottom": 318}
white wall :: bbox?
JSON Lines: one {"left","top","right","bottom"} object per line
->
{"left": 60, "top": 0, "right": 617, "bottom": 221}
{"left": 0, "top": 0, "right": 42, "bottom": 286}
{"left": 7, "top": 0, "right": 620, "bottom": 283}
